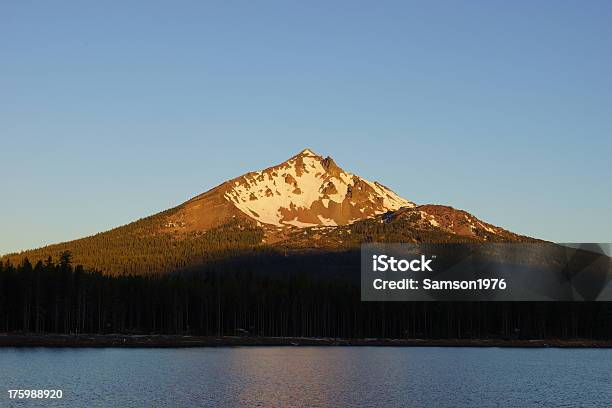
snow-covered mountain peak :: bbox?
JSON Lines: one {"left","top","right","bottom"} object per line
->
{"left": 222, "top": 149, "right": 415, "bottom": 227}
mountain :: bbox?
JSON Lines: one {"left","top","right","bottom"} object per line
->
{"left": 2, "top": 149, "right": 532, "bottom": 275}
{"left": 161, "top": 148, "right": 413, "bottom": 232}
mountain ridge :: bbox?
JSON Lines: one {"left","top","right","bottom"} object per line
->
{"left": 167, "top": 148, "right": 414, "bottom": 232}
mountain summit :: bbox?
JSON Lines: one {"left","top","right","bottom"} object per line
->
{"left": 226, "top": 148, "right": 413, "bottom": 227}
{"left": 172, "top": 149, "right": 413, "bottom": 231}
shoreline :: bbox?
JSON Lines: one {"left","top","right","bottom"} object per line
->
{"left": 1, "top": 334, "right": 611, "bottom": 348}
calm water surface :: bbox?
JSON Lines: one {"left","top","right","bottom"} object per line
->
{"left": 0, "top": 347, "right": 610, "bottom": 407}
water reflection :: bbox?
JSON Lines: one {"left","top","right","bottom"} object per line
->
{"left": 0, "top": 347, "right": 610, "bottom": 407}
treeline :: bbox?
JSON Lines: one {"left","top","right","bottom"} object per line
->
{"left": 2, "top": 216, "right": 264, "bottom": 276}
{"left": 1, "top": 252, "right": 611, "bottom": 339}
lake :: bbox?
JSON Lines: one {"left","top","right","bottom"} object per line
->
{"left": 0, "top": 347, "right": 610, "bottom": 407}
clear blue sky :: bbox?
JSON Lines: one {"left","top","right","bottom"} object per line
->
{"left": 1, "top": 1, "right": 611, "bottom": 254}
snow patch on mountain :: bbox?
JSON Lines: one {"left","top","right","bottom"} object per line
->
{"left": 223, "top": 149, "right": 414, "bottom": 227}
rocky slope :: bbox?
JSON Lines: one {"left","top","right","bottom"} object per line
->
{"left": 162, "top": 148, "right": 414, "bottom": 232}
